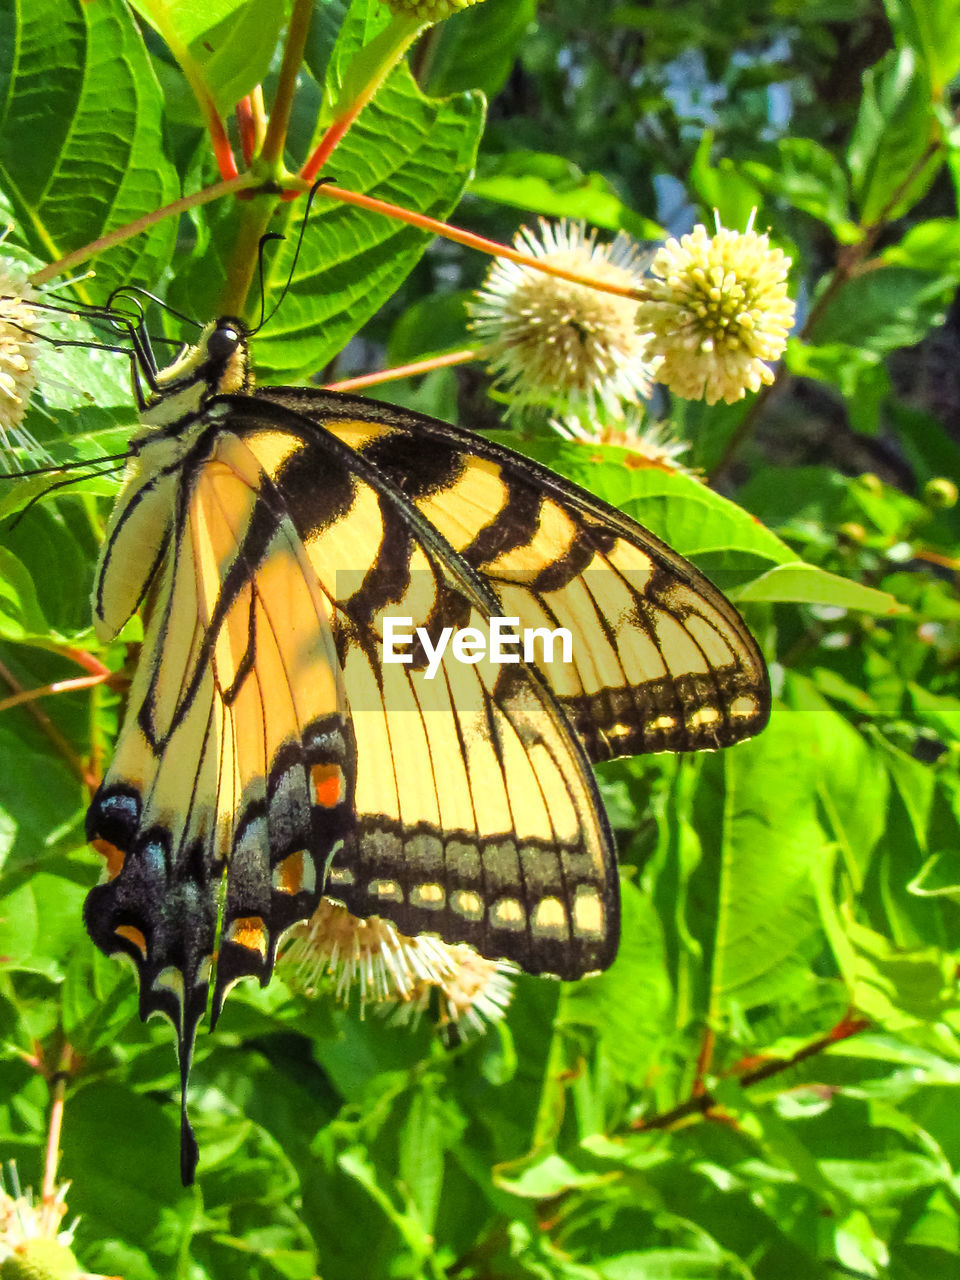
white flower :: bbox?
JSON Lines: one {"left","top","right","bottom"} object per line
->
{"left": 0, "top": 254, "right": 41, "bottom": 466}
{"left": 551, "top": 407, "right": 697, "bottom": 477}
{"left": 281, "top": 898, "right": 514, "bottom": 1037}
{"left": 635, "top": 217, "right": 795, "bottom": 405}
{"left": 388, "top": 0, "right": 485, "bottom": 18}
{"left": 468, "top": 219, "right": 658, "bottom": 419}
{"left": 393, "top": 943, "right": 515, "bottom": 1039}
{"left": 0, "top": 1162, "right": 115, "bottom": 1279}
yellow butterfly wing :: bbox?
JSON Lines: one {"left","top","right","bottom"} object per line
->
{"left": 85, "top": 392, "right": 622, "bottom": 1176}
{"left": 259, "top": 387, "right": 770, "bottom": 762}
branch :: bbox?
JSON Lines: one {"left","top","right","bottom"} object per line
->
{"left": 632, "top": 1012, "right": 870, "bottom": 1132}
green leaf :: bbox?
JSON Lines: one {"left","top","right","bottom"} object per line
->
{"left": 742, "top": 137, "right": 856, "bottom": 239}
{"left": 191, "top": 0, "right": 289, "bottom": 117}
{"left": 0, "top": 547, "right": 49, "bottom": 640}
{"left": 426, "top": 0, "right": 538, "bottom": 99}
{"left": 909, "top": 683, "right": 960, "bottom": 744}
{"left": 60, "top": 1083, "right": 195, "bottom": 1267}
{"left": 494, "top": 1150, "right": 613, "bottom": 1199}
{"left": 784, "top": 675, "right": 890, "bottom": 881}
{"left": 842, "top": 917, "right": 957, "bottom": 1030}
{"left": 731, "top": 563, "right": 906, "bottom": 614}
{"left": 820, "top": 1147, "right": 947, "bottom": 1206}
{"left": 883, "top": 217, "right": 960, "bottom": 275}
{"left": 470, "top": 151, "right": 663, "bottom": 238}
{"left": 129, "top": 0, "right": 250, "bottom": 47}
{"left": 0, "top": 0, "right": 179, "bottom": 293}
{"left": 847, "top": 47, "right": 942, "bottom": 226}
{"left": 595, "top": 1250, "right": 751, "bottom": 1280}
{"left": 898, "top": 1185, "right": 960, "bottom": 1253}
{"left": 559, "top": 879, "right": 672, "bottom": 1088}
{"left": 869, "top": 731, "right": 936, "bottom": 852}
{"left": 884, "top": 0, "right": 960, "bottom": 93}
{"left": 0, "top": 722, "right": 85, "bottom": 876}
{"left": 784, "top": 341, "right": 891, "bottom": 436}
{"left": 690, "top": 710, "right": 827, "bottom": 1015}
{"left": 398, "top": 1083, "right": 463, "bottom": 1236}
{"left": 806, "top": 264, "right": 955, "bottom": 354}
{"left": 240, "top": 69, "right": 484, "bottom": 378}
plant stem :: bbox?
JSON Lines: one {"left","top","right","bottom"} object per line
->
{"left": 0, "top": 673, "right": 110, "bottom": 714}
{"left": 261, "top": 0, "right": 316, "bottom": 169}
{"left": 632, "top": 1012, "right": 870, "bottom": 1131}
{"left": 314, "top": 183, "right": 647, "bottom": 299}
{"left": 30, "top": 177, "right": 254, "bottom": 286}
{"left": 41, "top": 1043, "right": 72, "bottom": 1210}
{"left": 323, "top": 346, "right": 479, "bottom": 392}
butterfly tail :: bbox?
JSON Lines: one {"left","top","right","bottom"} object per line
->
{"left": 85, "top": 783, "right": 219, "bottom": 1184}
{"left": 179, "top": 1039, "right": 201, "bottom": 1186}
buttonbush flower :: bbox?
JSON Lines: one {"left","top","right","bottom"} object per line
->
{"left": 0, "top": 255, "right": 41, "bottom": 466}
{"left": 552, "top": 407, "right": 696, "bottom": 476}
{"left": 0, "top": 1163, "right": 114, "bottom": 1280}
{"left": 469, "top": 219, "right": 657, "bottom": 419}
{"left": 635, "top": 217, "right": 795, "bottom": 405}
{"left": 282, "top": 898, "right": 514, "bottom": 1036}
{"left": 387, "top": 0, "right": 485, "bottom": 20}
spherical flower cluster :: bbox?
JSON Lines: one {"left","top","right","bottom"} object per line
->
{"left": 0, "top": 1164, "right": 112, "bottom": 1280}
{"left": 634, "top": 221, "right": 795, "bottom": 405}
{"left": 0, "top": 257, "right": 40, "bottom": 459}
{"left": 281, "top": 897, "right": 514, "bottom": 1037}
{"left": 469, "top": 220, "right": 657, "bottom": 419}
{"left": 551, "top": 407, "right": 697, "bottom": 476}
{"left": 387, "top": 0, "right": 485, "bottom": 21}
{"left": 393, "top": 942, "right": 515, "bottom": 1039}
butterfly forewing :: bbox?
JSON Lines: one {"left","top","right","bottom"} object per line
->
{"left": 225, "top": 402, "right": 620, "bottom": 979}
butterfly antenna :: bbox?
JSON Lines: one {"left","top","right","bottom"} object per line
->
{"left": 0, "top": 450, "right": 134, "bottom": 481}
{"left": 4, "top": 459, "right": 130, "bottom": 528}
{"left": 252, "top": 232, "right": 285, "bottom": 332}
{"left": 248, "top": 178, "right": 335, "bottom": 335}
{"left": 105, "top": 285, "right": 202, "bottom": 333}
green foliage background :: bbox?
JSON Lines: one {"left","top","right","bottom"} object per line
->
{"left": 1, "top": 1, "right": 959, "bottom": 1277}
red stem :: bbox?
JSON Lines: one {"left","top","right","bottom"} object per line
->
{"left": 632, "top": 1012, "right": 871, "bottom": 1132}
{"left": 236, "top": 96, "right": 256, "bottom": 167}
{"left": 323, "top": 347, "right": 478, "bottom": 392}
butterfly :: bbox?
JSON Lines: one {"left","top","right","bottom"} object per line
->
{"left": 80, "top": 314, "right": 770, "bottom": 1182}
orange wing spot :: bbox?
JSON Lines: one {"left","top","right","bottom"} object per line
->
{"left": 114, "top": 924, "right": 147, "bottom": 958}
{"left": 92, "top": 837, "right": 126, "bottom": 880}
{"left": 227, "top": 916, "right": 267, "bottom": 956}
{"left": 274, "top": 850, "right": 304, "bottom": 895}
{"left": 311, "top": 763, "right": 345, "bottom": 808}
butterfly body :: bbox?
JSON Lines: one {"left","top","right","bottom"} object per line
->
{"left": 83, "top": 319, "right": 769, "bottom": 1181}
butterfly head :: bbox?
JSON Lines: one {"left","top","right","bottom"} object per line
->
{"left": 142, "top": 316, "right": 253, "bottom": 428}
{"left": 199, "top": 318, "right": 252, "bottom": 395}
